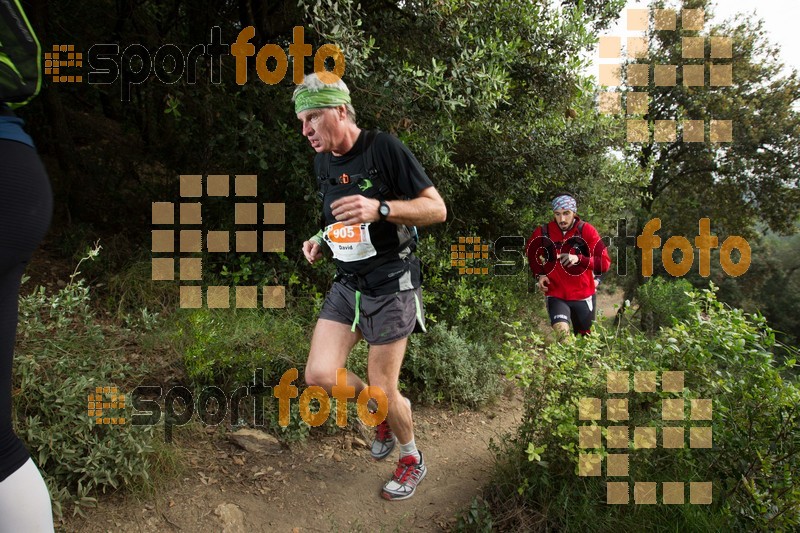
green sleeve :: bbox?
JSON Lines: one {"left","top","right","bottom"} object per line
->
{"left": 309, "top": 230, "right": 324, "bottom": 246}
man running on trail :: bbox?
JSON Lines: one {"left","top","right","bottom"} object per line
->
{"left": 525, "top": 193, "right": 610, "bottom": 338}
{"left": 295, "top": 73, "right": 446, "bottom": 500}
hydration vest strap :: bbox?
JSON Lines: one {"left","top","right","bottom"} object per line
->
{"left": 542, "top": 220, "right": 585, "bottom": 260}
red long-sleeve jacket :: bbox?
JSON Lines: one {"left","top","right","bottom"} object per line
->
{"left": 525, "top": 217, "right": 611, "bottom": 301}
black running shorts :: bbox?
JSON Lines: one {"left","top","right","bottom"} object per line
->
{"left": 546, "top": 295, "right": 596, "bottom": 335}
{"left": 318, "top": 281, "right": 426, "bottom": 345}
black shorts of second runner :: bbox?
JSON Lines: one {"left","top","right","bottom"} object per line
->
{"left": 319, "top": 280, "right": 426, "bottom": 345}
{"left": 546, "top": 295, "right": 597, "bottom": 334}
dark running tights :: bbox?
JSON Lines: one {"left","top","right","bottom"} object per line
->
{"left": 0, "top": 139, "right": 52, "bottom": 483}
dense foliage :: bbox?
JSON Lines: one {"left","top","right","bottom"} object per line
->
{"left": 635, "top": 276, "right": 694, "bottom": 332}
{"left": 465, "top": 285, "right": 799, "bottom": 531}
{"left": 711, "top": 230, "right": 800, "bottom": 346}
{"left": 14, "top": 250, "right": 168, "bottom": 518}
{"left": 20, "top": 0, "right": 635, "bottom": 312}
{"left": 9, "top": 0, "right": 799, "bottom": 525}
{"left": 614, "top": 0, "right": 800, "bottom": 300}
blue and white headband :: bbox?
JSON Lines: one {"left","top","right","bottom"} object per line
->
{"left": 552, "top": 195, "right": 577, "bottom": 212}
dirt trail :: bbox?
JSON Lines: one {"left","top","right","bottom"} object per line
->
{"left": 67, "top": 396, "right": 522, "bottom": 532}
{"left": 64, "top": 290, "right": 622, "bottom": 532}
{"left": 596, "top": 287, "right": 624, "bottom": 324}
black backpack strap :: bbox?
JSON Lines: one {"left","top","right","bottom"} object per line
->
{"left": 362, "top": 129, "right": 395, "bottom": 198}
{"left": 541, "top": 223, "right": 553, "bottom": 261}
{"left": 573, "top": 221, "right": 588, "bottom": 255}
{"left": 559, "top": 220, "right": 592, "bottom": 265}
{"left": 316, "top": 153, "right": 330, "bottom": 230}
{"left": 318, "top": 130, "right": 386, "bottom": 201}
{"left": 363, "top": 129, "right": 417, "bottom": 245}
{"left": 538, "top": 220, "right": 589, "bottom": 266}
{"left": 316, "top": 152, "right": 333, "bottom": 202}
{"left": 362, "top": 129, "right": 378, "bottom": 175}
{"left": 315, "top": 131, "right": 383, "bottom": 231}
{"left": 575, "top": 221, "right": 602, "bottom": 277}
{"left": 353, "top": 130, "right": 416, "bottom": 285}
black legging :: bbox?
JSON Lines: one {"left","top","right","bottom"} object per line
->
{"left": 0, "top": 139, "right": 53, "bottom": 482}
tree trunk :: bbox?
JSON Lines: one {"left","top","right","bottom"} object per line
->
{"left": 617, "top": 198, "right": 654, "bottom": 324}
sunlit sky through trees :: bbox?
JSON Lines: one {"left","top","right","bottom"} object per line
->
{"left": 591, "top": 1, "right": 800, "bottom": 79}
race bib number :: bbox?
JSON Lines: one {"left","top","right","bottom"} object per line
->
{"left": 323, "top": 222, "right": 377, "bottom": 262}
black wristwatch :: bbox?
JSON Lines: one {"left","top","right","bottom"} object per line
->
{"left": 378, "top": 200, "right": 390, "bottom": 221}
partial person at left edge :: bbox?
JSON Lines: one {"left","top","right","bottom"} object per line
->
{"left": 0, "top": 0, "right": 57, "bottom": 531}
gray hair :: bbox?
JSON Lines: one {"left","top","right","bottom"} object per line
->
{"left": 292, "top": 72, "right": 357, "bottom": 124}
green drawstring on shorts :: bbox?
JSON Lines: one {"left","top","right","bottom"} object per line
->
{"left": 351, "top": 290, "right": 362, "bottom": 332}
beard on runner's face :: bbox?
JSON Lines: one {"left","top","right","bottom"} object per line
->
{"left": 553, "top": 211, "right": 575, "bottom": 231}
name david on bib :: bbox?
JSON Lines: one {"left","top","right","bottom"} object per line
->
{"left": 323, "top": 222, "right": 377, "bottom": 262}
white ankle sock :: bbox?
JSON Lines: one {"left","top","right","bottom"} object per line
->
{"left": 399, "top": 439, "right": 420, "bottom": 461}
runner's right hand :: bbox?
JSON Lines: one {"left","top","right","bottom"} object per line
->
{"left": 538, "top": 275, "right": 550, "bottom": 293}
{"left": 303, "top": 240, "right": 323, "bottom": 264}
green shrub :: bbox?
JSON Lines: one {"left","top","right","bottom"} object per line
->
{"left": 341, "top": 340, "right": 369, "bottom": 381}
{"left": 106, "top": 258, "right": 179, "bottom": 316}
{"left": 171, "top": 305, "right": 324, "bottom": 444}
{"left": 484, "top": 286, "right": 799, "bottom": 532}
{"left": 173, "top": 307, "right": 309, "bottom": 389}
{"left": 635, "top": 277, "right": 694, "bottom": 333}
{"left": 15, "top": 254, "right": 163, "bottom": 519}
{"left": 266, "top": 401, "right": 312, "bottom": 443}
{"left": 456, "top": 497, "right": 495, "bottom": 531}
{"left": 416, "top": 234, "right": 530, "bottom": 345}
{"left": 402, "top": 324, "right": 502, "bottom": 407}
{"left": 266, "top": 398, "right": 366, "bottom": 443}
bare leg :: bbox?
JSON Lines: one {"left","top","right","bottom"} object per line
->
{"left": 552, "top": 321, "right": 572, "bottom": 344}
{"left": 305, "top": 319, "right": 366, "bottom": 396}
{"left": 367, "top": 337, "right": 412, "bottom": 444}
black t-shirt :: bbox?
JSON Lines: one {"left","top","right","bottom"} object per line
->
{"left": 314, "top": 130, "right": 434, "bottom": 294}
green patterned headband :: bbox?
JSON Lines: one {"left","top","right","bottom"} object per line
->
{"left": 294, "top": 87, "right": 352, "bottom": 114}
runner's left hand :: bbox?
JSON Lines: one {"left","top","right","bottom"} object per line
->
{"left": 331, "top": 195, "right": 381, "bottom": 226}
{"left": 558, "top": 253, "right": 579, "bottom": 266}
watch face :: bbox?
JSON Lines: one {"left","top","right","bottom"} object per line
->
{"left": 380, "top": 204, "right": 390, "bottom": 216}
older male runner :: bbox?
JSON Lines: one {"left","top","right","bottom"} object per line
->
{"left": 525, "top": 193, "right": 610, "bottom": 338}
{"left": 295, "top": 73, "right": 446, "bottom": 500}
